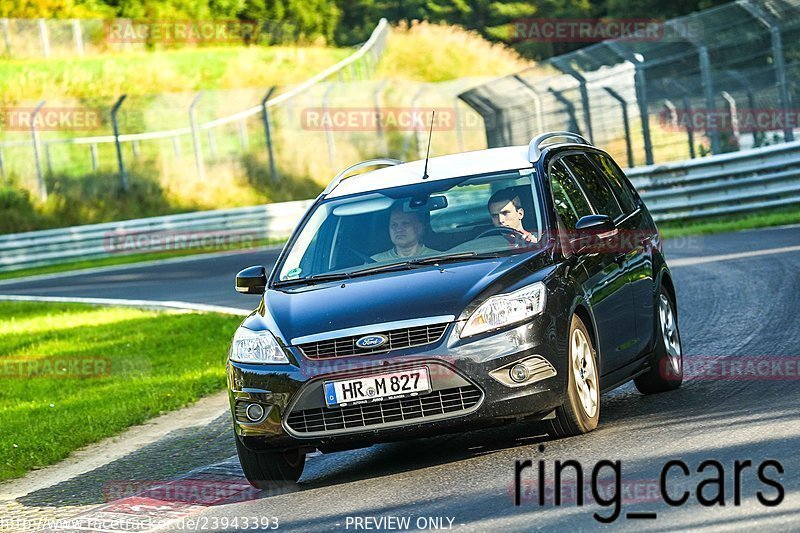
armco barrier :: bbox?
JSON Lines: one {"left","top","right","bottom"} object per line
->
{"left": 0, "top": 200, "right": 312, "bottom": 272}
{"left": 631, "top": 139, "right": 800, "bottom": 221}
{"left": 2, "top": 140, "right": 800, "bottom": 272}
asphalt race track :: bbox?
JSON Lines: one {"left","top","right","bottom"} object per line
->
{"left": 2, "top": 225, "right": 799, "bottom": 531}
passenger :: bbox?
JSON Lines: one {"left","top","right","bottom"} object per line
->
{"left": 371, "top": 207, "right": 436, "bottom": 261}
{"left": 487, "top": 188, "right": 538, "bottom": 243}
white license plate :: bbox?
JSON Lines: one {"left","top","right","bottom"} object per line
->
{"left": 324, "top": 367, "right": 431, "bottom": 407}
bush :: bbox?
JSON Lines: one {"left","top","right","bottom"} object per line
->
{"left": 0, "top": 187, "right": 45, "bottom": 233}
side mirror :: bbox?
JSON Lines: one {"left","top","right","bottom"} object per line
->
{"left": 571, "top": 215, "right": 616, "bottom": 254}
{"left": 235, "top": 265, "right": 267, "bottom": 295}
{"left": 575, "top": 214, "right": 615, "bottom": 233}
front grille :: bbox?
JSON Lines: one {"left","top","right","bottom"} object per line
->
{"left": 286, "top": 385, "right": 481, "bottom": 434}
{"left": 297, "top": 323, "right": 448, "bottom": 359}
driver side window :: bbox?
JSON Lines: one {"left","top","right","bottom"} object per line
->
{"left": 549, "top": 160, "right": 593, "bottom": 230}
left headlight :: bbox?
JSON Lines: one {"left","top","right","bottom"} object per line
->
{"left": 460, "top": 282, "right": 547, "bottom": 338}
{"left": 229, "top": 327, "right": 289, "bottom": 364}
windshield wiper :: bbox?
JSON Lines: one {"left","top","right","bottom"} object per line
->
{"left": 406, "top": 251, "right": 502, "bottom": 265}
{"left": 275, "top": 252, "right": 506, "bottom": 287}
{"left": 347, "top": 252, "right": 502, "bottom": 278}
{"left": 273, "top": 271, "right": 351, "bottom": 287}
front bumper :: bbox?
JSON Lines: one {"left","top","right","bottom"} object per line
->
{"left": 228, "top": 315, "right": 567, "bottom": 452}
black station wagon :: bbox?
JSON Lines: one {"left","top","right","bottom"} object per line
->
{"left": 228, "top": 132, "right": 683, "bottom": 487}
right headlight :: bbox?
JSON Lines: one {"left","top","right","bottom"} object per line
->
{"left": 460, "top": 282, "right": 547, "bottom": 338}
{"left": 229, "top": 327, "right": 289, "bottom": 364}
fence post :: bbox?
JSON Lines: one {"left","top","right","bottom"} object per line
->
{"left": 322, "top": 83, "right": 337, "bottom": 167}
{"left": 720, "top": 91, "right": 740, "bottom": 150}
{"left": 90, "top": 143, "right": 99, "bottom": 171}
{"left": 697, "top": 46, "right": 720, "bottom": 154}
{"left": 261, "top": 87, "right": 278, "bottom": 181}
{"left": 513, "top": 74, "right": 545, "bottom": 135}
{"left": 740, "top": 0, "right": 793, "bottom": 142}
{"left": 72, "top": 19, "right": 84, "bottom": 56}
{"left": 206, "top": 129, "right": 217, "bottom": 158}
{"left": 662, "top": 99, "right": 677, "bottom": 128}
{"left": 552, "top": 58, "right": 593, "bottom": 142}
{"left": 189, "top": 92, "right": 205, "bottom": 181}
{"left": 604, "top": 87, "right": 634, "bottom": 168}
{"left": 682, "top": 94, "right": 696, "bottom": 159}
{"left": 372, "top": 79, "right": 389, "bottom": 155}
{"left": 38, "top": 19, "right": 50, "bottom": 58}
{"left": 608, "top": 43, "right": 653, "bottom": 165}
{"left": 172, "top": 135, "right": 181, "bottom": 156}
{"left": 45, "top": 144, "right": 53, "bottom": 175}
{"left": 1, "top": 19, "right": 11, "bottom": 56}
{"left": 666, "top": 80, "right": 696, "bottom": 159}
{"left": 547, "top": 87, "right": 581, "bottom": 136}
{"left": 31, "top": 101, "right": 47, "bottom": 201}
{"left": 405, "top": 87, "right": 427, "bottom": 158}
{"left": 453, "top": 97, "right": 465, "bottom": 153}
{"left": 111, "top": 95, "right": 128, "bottom": 191}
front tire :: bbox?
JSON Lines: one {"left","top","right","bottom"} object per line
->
{"left": 634, "top": 287, "right": 683, "bottom": 394}
{"left": 546, "top": 314, "right": 600, "bottom": 438}
{"left": 235, "top": 437, "right": 305, "bottom": 489}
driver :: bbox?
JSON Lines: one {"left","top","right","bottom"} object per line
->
{"left": 371, "top": 207, "right": 436, "bottom": 262}
{"left": 487, "top": 188, "right": 538, "bottom": 243}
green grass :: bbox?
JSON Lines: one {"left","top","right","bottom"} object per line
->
{"left": 377, "top": 22, "right": 532, "bottom": 81}
{"left": 0, "top": 301, "right": 242, "bottom": 481}
{"left": 0, "top": 46, "right": 351, "bottom": 104}
{"left": 0, "top": 237, "right": 286, "bottom": 282}
{"left": 659, "top": 206, "right": 800, "bottom": 239}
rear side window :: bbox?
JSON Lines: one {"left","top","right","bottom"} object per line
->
{"left": 563, "top": 154, "right": 623, "bottom": 220}
{"left": 549, "top": 160, "right": 592, "bottom": 230}
{"left": 587, "top": 152, "right": 638, "bottom": 214}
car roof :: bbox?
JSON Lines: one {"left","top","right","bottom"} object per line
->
{"left": 326, "top": 146, "right": 534, "bottom": 198}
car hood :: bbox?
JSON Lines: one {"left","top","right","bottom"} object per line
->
{"left": 262, "top": 250, "right": 552, "bottom": 345}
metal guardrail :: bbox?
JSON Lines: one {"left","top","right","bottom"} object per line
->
{"left": 630, "top": 138, "right": 800, "bottom": 221}
{"left": 0, "top": 200, "right": 313, "bottom": 272}
{"left": 2, "top": 140, "right": 800, "bottom": 272}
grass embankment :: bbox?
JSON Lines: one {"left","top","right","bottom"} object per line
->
{"left": 0, "top": 301, "right": 241, "bottom": 481}
{"left": 0, "top": 46, "right": 351, "bottom": 104}
{"left": 658, "top": 205, "right": 800, "bottom": 239}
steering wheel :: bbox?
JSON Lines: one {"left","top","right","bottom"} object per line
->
{"left": 346, "top": 246, "right": 377, "bottom": 263}
{"left": 475, "top": 226, "right": 527, "bottom": 240}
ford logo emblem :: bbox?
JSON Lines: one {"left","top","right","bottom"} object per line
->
{"left": 356, "top": 334, "right": 388, "bottom": 349}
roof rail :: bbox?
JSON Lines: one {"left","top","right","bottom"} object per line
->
{"left": 527, "top": 131, "right": 591, "bottom": 162}
{"left": 322, "top": 158, "right": 403, "bottom": 195}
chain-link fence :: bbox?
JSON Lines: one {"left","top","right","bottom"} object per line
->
{"left": 460, "top": 0, "right": 800, "bottom": 168}
{"left": 0, "top": 20, "right": 390, "bottom": 202}
{"left": 0, "top": 18, "right": 492, "bottom": 208}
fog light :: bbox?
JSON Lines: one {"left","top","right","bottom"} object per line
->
{"left": 510, "top": 364, "right": 530, "bottom": 383}
{"left": 245, "top": 403, "right": 265, "bottom": 422}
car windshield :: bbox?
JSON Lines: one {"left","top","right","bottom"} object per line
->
{"left": 275, "top": 169, "right": 545, "bottom": 284}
